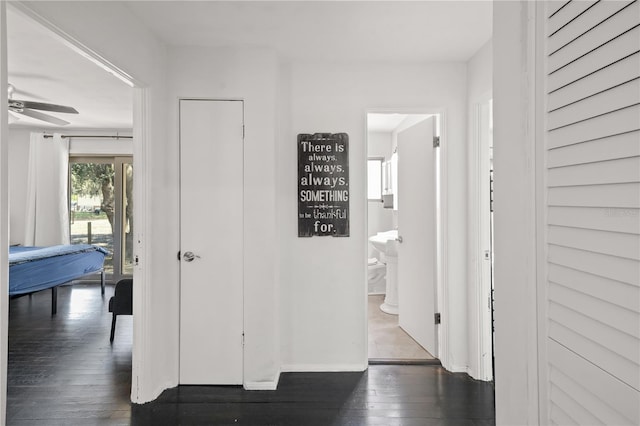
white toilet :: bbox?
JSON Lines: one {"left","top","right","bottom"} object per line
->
{"left": 367, "top": 257, "right": 386, "bottom": 295}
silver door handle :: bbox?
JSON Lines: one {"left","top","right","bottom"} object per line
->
{"left": 183, "top": 251, "right": 200, "bottom": 262}
{"left": 396, "top": 236, "right": 403, "bottom": 243}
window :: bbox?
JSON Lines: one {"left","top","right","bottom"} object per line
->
{"left": 69, "top": 156, "right": 133, "bottom": 279}
{"left": 367, "top": 157, "right": 384, "bottom": 201}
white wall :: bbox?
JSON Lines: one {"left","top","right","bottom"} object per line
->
{"left": 278, "top": 61, "right": 468, "bottom": 370}
{"left": 367, "top": 131, "right": 393, "bottom": 258}
{"left": 465, "top": 38, "right": 493, "bottom": 381}
{"left": 167, "top": 46, "right": 280, "bottom": 388}
{"left": 493, "top": 2, "right": 540, "bottom": 424}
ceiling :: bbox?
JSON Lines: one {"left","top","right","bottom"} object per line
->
{"left": 368, "top": 114, "right": 410, "bottom": 133}
{"left": 126, "top": 1, "right": 492, "bottom": 63}
{"left": 6, "top": 7, "right": 133, "bottom": 130}
{"left": 6, "top": 1, "right": 492, "bottom": 130}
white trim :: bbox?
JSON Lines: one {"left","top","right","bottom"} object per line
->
{"left": 280, "top": 364, "right": 368, "bottom": 373}
{"left": 468, "top": 94, "right": 494, "bottom": 381}
{"left": 535, "top": 1, "right": 550, "bottom": 423}
{"left": 525, "top": 2, "right": 541, "bottom": 424}
{"left": 131, "top": 88, "right": 149, "bottom": 403}
{"left": 437, "top": 109, "right": 448, "bottom": 366}
{"left": 244, "top": 371, "right": 281, "bottom": 391}
{"left": 0, "top": 3, "right": 9, "bottom": 423}
{"left": 8, "top": 3, "right": 137, "bottom": 88}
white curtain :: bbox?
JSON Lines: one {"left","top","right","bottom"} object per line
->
{"left": 23, "top": 133, "right": 70, "bottom": 246}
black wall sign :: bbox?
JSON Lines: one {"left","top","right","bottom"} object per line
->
{"left": 298, "top": 133, "right": 349, "bottom": 237}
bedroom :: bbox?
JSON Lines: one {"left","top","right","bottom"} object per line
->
{"left": 5, "top": 5, "right": 135, "bottom": 415}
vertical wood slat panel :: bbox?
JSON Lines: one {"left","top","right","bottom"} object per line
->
{"left": 547, "top": 224, "right": 640, "bottom": 259}
{"left": 549, "top": 360, "right": 637, "bottom": 425}
{"left": 544, "top": 1, "right": 640, "bottom": 423}
{"left": 547, "top": 156, "right": 640, "bottom": 188}
{"left": 549, "top": 301, "right": 640, "bottom": 369}
{"left": 548, "top": 0, "right": 636, "bottom": 54}
{"left": 547, "top": 263, "right": 640, "bottom": 311}
{"left": 548, "top": 281, "right": 640, "bottom": 337}
{"left": 548, "top": 183, "right": 640, "bottom": 209}
{"left": 547, "top": 131, "right": 640, "bottom": 168}
{"left": 548, "top": 341, "right": 639, "bottom": 424}
{"left": 547, "top": 78, "right": 640, "bottom": 129}
{"left": 547, "top": 52, "right": 640, "bottom": 108}
{"left": 547, "top": 26, "right": 640, "bottom": 92}
{"left": 548, "top": 384, "right": 605, "bottom": 425}
{"left": 548, "top": 0, "right": 640, "bottom": 72}
{"left": 548, "top": 0, "right": 598, "bottom": 36}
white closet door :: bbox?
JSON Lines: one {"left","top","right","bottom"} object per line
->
{"left": 179, "top": 99, "right": 244, "bottom": 385}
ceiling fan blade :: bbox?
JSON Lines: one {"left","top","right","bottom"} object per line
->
{"left": 16, "top": 100, "right": 78, "bottom": 114}
{"left": 16, "top": 109, "right": 70, "bottom": 126}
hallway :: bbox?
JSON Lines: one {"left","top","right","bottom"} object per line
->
{"left": 7, "top": 284, "right": 495, "bottom": 425}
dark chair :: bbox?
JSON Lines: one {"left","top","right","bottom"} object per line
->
{"left": 108, "top": 278, "right": 133, "bottom": 343}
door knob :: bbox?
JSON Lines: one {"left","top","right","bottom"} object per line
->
{"left": 183, "top": 251, "right": 200, "bottom": 262}
{"left": 396, "top": 236, "right": 403, "bottom": 243}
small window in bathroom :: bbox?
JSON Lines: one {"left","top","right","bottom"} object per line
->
{"left": 367, "top": 157, "right": 384, "bottom": 201}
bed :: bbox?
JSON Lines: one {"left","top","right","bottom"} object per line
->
{"left": 9, "top": 244, "right": 109, "bottom": 315}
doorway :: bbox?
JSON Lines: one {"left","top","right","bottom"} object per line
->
{"left": 366, "top": 112, "right": 440, "bottom": 363}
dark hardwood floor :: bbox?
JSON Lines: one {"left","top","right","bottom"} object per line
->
{"left": 7, "top": 283, "right": 495, "bottom": 426}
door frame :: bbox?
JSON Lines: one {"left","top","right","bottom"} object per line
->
{"left": 364, "top": 107, "right": 447, "bottom": 362}
{"left": 469, "top": 93, "right": 494, "bottom": 381}
{"left": 68, "top": 155, "right": 134, "bottom": 283}
{"left": 177, "top": 98, "right": 245, "bottom": 385}
{"left": 5, "top": 1, "right": 148, "bottom": 406}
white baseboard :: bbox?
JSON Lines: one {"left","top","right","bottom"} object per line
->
{"left": 280, "top": 363, "right": 367, "bottom": 373}
{"left": 244, "top": 370, "right": 281, "bottom": 391}
{"left": 447, "top": 364, "right": 468, "bottom": 374}
{"left": 133, "top": 379, "right": 177, "bottom": 404}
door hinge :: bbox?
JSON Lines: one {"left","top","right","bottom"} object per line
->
{"left": 242, "top": 125, "right": 245, "bottom": 139}
{"left": 242, "top": 332, "right": 245, "bottom": 346}
{"left": 433, "top": 136, "right": 440, "bottom": 148}
{"left": 435, "top": 313, "right": 441, "bottom": 324}
{"left": 177, "top": 251, "right": 181, "bottom": 261}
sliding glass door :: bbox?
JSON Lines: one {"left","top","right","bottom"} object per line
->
{"left": 69, "top": 156, "right": 133, "bottom": 280}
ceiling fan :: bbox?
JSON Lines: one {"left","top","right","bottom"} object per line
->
{"left": 8, "top": 83, "right": 78, "bottom": 126}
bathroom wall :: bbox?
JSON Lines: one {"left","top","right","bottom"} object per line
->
{"left": 367, "top": 131, "right": 393, "bottom": 258}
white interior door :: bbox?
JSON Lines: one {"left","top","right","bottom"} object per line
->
{"left": 397, "top": 116, "right": 438, "bottom": 356}
{"left": 179, "top": 99, "right": 244, "bottom": 385}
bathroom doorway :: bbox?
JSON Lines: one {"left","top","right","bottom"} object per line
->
{"left": 366, "top": 112, "right": 441, "bottom": 363}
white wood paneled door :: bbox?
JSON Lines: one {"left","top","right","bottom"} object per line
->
{"left": 397, "top": 116, "right": 438, "bottom": 357}
{"left": 179, "top": 99, "right": 244, "bottom": 385}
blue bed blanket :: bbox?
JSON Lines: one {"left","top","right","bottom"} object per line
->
{"left": 9, "top": 244, "right": 109, "bottom": 296}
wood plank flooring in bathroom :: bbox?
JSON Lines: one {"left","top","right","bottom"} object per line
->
{"left": 7, "top": 283, "right": 495, "bottom": 425}
{"left": 368, "top": 294, "right": 435, "bottom": 361}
